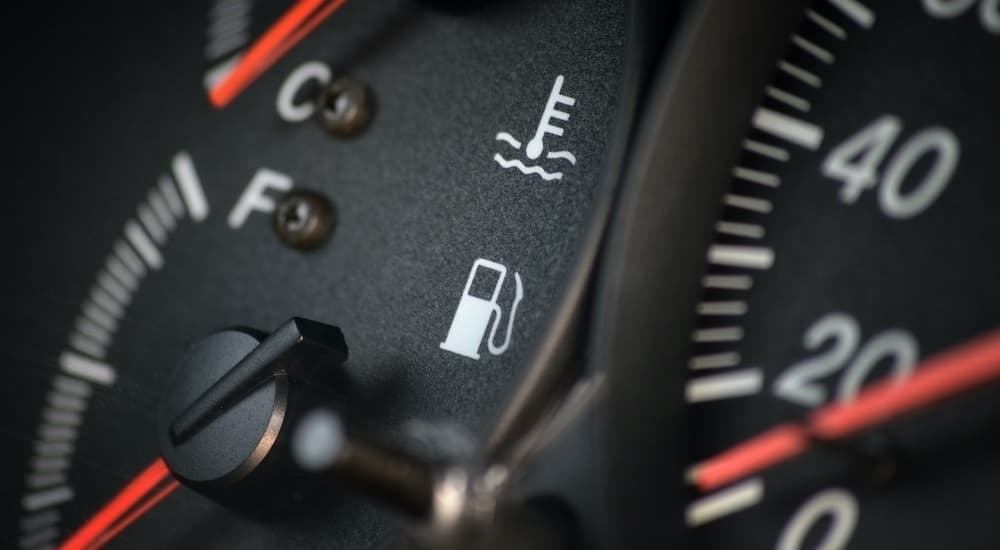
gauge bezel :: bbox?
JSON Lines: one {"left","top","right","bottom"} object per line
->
{"left": 484, "top": 0, "right": 662, "bottom": 461}
{"left": 587, "top": 0, "right": 810, "bottom": 547}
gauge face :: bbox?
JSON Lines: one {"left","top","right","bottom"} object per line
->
{"left": 8, "top": 0, "right": 999, "bottom": 549}
{"left": 7, "top": 1, "right": 637, "bottom": 548}
{"left": 684, "top": 1, "right": 999, "bottom": 549}
{"left": 595, "top": 1, "right": 999, "bottom": 549}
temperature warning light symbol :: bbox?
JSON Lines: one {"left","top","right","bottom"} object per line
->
{"left": 440, "top": 259, "right": 524, "bottom": 360}
{"left": 494, "top": 75, "right": 577, "bottom": 181}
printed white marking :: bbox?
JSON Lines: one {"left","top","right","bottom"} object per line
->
{"left": 744, "top": 139, "right": 790, "bottom": 162}
{"left": 59, "top": 351, "right": 116, "bottom": 386}
{"left": 96, "top": 271, "right": 132, "bottom": 305}
{"left": 33, "top": 441, "right": 74, "bottom": 458}
{"left": 105, "top": 256, "right": 139, "bottom": 290}
{"left": 732, "top": 166, "right": 780, "bottom": 187}
{"left": 125, "top": 220, "right": 164, "bottom": 270}
{"left": 778, "top": 61, "right": 822, "bottom": 88}
{"left": 716, "top": 221, "right": 765, "bottom": 239}
{"left": 697, "top": 301, "right": 748, "bottom": 316}
{"left": 37, "top": 425, "right": 77, "bottom": 443}
{"left": 173, "top": 152, "right": 209, "bottom": 221}
{"left": 228, "top": 168, "right": 294, "bottom": 229}
{"left": 753, "top": 108, "right": 824, "bottom": 150}
{"left": 702, "top": 274, "right": 753, "bottom": 290}
{"left": 724, "top": 194, "right": 772, "bottom": 213}
{"left": 22, "top": 486, "right": 74, "bottom": 512}
{"left": 827, "top": 0, "right": 875, "bottom": 28}
{"left": 52, "top": 375, "right": 91, "bottom": 398}
{"left": 526, "top": 75, "right": 577, "bottom": 160}
{"left": 686, "top": 368, "right": 763, "bottom": 402}
{"left": 137, "top": 204, "right": 167, "bottom": 244}
{"left": 47, "top": 392, "right": 86, "bottom": 413}
{"left": 88, "top": 285, "right": 124, "bottom": 319}
{"left": 708, "top": 245, "right": 775, "bottom": 270}
{"left": 205, "top": 0, "right": 251, "bottom": 59}
{"left": 275, "top": 61, "right": 332, "bottom": 122}
{"left": 792, "top": 34, "right": 834, "bottom": 63}
{"left": 686, "top": 478, "right": 764, "bottom": 526}
{"left": 19, "top": 511, "right": 60, "bottom": 532}
{"left": 689, "top": 352, "right": 741, "bottom": 370}
{"left": 42, "top": 408, "right": 82, "bottom": 427}
{"left": 493, "top": 154, "right": 565, "bottom": 180}
{"left": 113, "top": 240, "right": 146, "bottom": 278}
{"left": 159, "top": 175, "right": 186, "bottom": 218}
{"left": 440, "top": 258, "right": 525, "bottom": 359}
{"left": 692, "top": 327, "right": 744, "bottom": 343}
{"left": 765, "top": 86, "right": 811, "bottom": 113}
{"left": 82, "top": 302, "right": 117, "bottom": 332}
{"left": 74, "top": 317, "right": 111, "bottom": 346}
{"left": 30, "top": 457, "right": 70, "bottom": 473}
{"left": 808, "top": 9, "right": 847, "bottom": 39}
{"left": 19, "top": 526, "right": 58, "bottom": 549}
{"left": 147, "top": 189, "right": 177, "bottom": 231}
{"left": 69, "top": 333, "right": 106, "bottom": 360}
{"left": 493, "top": 75, "right": 578, "bottom": 181}
{"left": 27, "top": 472, "right": 66, "bottom": 489}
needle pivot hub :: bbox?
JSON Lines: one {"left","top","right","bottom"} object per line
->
{"left": 157, "top": 318, "right": 349, "bottom": 515}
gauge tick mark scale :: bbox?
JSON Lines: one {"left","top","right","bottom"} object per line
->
{"left": 685, "top": 478, "right": 764, "bottom": 527}
{"left": 685, "top": 368, "right": 764, "bottom": 403}
{"left": 826, "top": 0, "right": 876, "bottom": 29}
{"left": 18, "top": 151, "right": 209, "bottom": 539}
{"left": 171, "top": 152, "right": 209, "bottom": 221}
{"left": 751, "top": 108, "right": 824, "bottom": 150}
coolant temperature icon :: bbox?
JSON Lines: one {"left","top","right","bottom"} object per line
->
{"left": 494, "top": 75, "right": 577, "bottom": 181}
{"left": 440, "top": 259, "right": 524, "bottom": 360}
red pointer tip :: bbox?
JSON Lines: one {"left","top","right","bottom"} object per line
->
{"left": 690, "top": 328, "right": 1000, "bottom": 492}
{"left": 208, "top": 0, "right": 350, "bottom": 109}
{"left": 59, "top": 458, "right": 177, "bottom": 550}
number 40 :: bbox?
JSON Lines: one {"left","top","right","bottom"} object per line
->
{"left": 821, "top": 115, "right": 960, "bottom": 219}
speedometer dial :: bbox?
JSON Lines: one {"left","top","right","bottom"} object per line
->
{"left": 685, "top": 2, "right": 1000, "bottom": 549}
{"left": 596, "top": 0, "right": 999, "bottom": 549}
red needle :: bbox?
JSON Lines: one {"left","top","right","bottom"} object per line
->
{"left": 208, "top": 0, "right": 351, "bottom": 109}
{"left": 689, "top": 328, "right": 1000, "bottom": 492}
{"left": 59, "top": 458, "right": 178, "bottom": 550}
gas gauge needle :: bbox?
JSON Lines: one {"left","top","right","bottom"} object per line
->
{"left": 689, "top": 328, "right": 1000, "bottom": 492}
{"left": 208, "top": 0, "right": 350, "bottom": 108}
{"left": 59, "top": 458, "right": 178, "bottom": 550}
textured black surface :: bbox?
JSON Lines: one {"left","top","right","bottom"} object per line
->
{"left": 5, "top": 0, "right": 633, "bottom": 548}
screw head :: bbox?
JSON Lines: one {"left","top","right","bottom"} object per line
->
{"left": 273, "top": 191, "right": 335, "bottom": 251}
{"left": 316, "top": 76, "right": 372, "bottom": 137}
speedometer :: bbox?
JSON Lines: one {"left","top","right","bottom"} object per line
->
{"left": 598, "top": 1, "right": 999, "bottom": 549}
{"left": 6, "top": 1, "right": 998, "bottom": 550}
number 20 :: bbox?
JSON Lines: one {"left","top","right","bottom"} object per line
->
{"left": 772, "top": 313, "right": 919, "bottom": 408}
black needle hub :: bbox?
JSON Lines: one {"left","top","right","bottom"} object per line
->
{"left": 158, "top": 318, "right": 350, "bottom": 515}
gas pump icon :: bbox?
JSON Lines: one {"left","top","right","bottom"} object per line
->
{"left": 440, "top": 258, "right": 524, "bottom": 360}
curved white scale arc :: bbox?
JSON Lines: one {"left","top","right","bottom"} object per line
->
{"left": 19, "top": 150, "right": 207, "bottom": 541}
